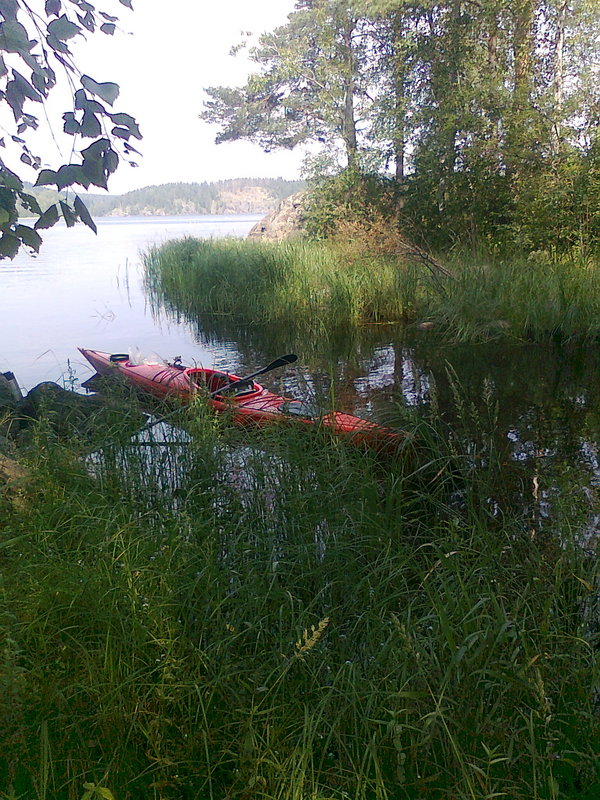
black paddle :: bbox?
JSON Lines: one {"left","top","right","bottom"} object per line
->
{"left": 209, "top": 353, "right": 298, "bottom": 397}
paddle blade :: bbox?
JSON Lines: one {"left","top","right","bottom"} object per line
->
{"left": 263, "top": 353, "right": 298, "bottom": 373}
{"left": 208, "top": 353, "right": 298, "bottom": 397}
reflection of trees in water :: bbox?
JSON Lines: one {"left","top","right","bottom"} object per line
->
{"left": 414, "top": 341, "right": 600, "bottom": 544}
{"left": 154, "top": 304, "right": 403, "bottom": 412}
{"left": 154, "top": 296, "right": 600, "bottom": 445}
{"left": 150, "top": 293, "right": 600, "bottom": 532}
{"left": 420, "top": 341, "right": 600, "bottom": 465}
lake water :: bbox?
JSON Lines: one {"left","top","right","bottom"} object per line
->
{"left": 1, "top": 214, "right": 599, "bottom": 540}
{"left": 0, "top": 214, "right": 261, "bottom": 390}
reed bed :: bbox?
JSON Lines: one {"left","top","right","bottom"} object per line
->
{"left": 1, "top": 400, "right": 598, "bottom": 800}
{"left": 143, "top": 238, "right": 418, "bottom": 331}
{"left": 430, "top": 252, "right": 600, "bottom": 342}
{"left": 143, "top": 238, "right": 600, "bottom": 343}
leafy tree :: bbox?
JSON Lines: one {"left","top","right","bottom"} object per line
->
{"left": 0, "top": 0, "right": 141, "bottom": 258}
{"left": 372, "top": 0, "right": 600, "bottom": 249}
{"left": 202, "top": 0, "right": 376, "bottom": 171}
{"left": 301, "top": 166, "right": 397, "bottom": 238}
{"left": 204, "top": 0, "right": 599, "bottom": 251}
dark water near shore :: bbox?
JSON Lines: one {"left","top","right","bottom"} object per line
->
{"left": 1, "top": 215, "right": 599, "bottom": 539}
{"left": 174, "top": 308, "right": 600, "bottom": 543}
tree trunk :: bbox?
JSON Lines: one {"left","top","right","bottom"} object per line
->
{"left": 437, "top": 0, "right": 461, "bottom": 211}
{"left": 514, "top": 0, "right": 535, "bottom": 100}
{"left": 486, "top": 7, "right": 503, "bottom": 170}
{"left": 552, "top": 0, "right": 568, "bottom": 153}
{"left": 505, "top": 0, "right": 536, "bottom": 177}
{"left": 391, "top": 12, "right": 406, "bottom": 182}
{"left": 341, "top": 15, "right": 358, "bottom": 167}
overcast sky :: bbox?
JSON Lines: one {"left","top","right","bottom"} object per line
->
{"left": 25, "top": 0, "right": 302, "bottom": 194}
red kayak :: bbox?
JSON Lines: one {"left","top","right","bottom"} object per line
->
{"left": 79, "top": 348, "right": 405, "bottom": 452}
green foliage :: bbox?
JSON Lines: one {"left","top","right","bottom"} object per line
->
{"left": 399, "top": 141, "right": 600, "bottom": 253}
{"left": 302, "top": 167, "right": 398, "bottom": 239}
{"left": 143, "top": 236, "right": 418, "bottom": 333}
{"left": 204, "top": 0, "right": 600, "bottom": 253}
{"left": 0, "top": 401, "right": 598, "bottom": 798}
{"left": 145, "top": 236, "right": 600, "bottom": 344}
{"left": 428, "top": 250, "right": 600, "bottom": 342}
{"left": 507, "top": 143, "right": 600, "bottom": 253}
{"left": 81, "top": 784, "right": 116, "bottom": 800}
{"left": 0, "top": 0, "right": 140, "bottom": 257}
{"left": 202, "top": 2, "right": 373, "bottom": 168}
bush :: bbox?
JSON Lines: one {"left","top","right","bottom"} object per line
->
{"left": 303, "top": 168, "right": 400, "bottom": 240}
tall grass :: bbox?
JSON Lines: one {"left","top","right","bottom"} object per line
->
{"left": 143, "top": 237, "right": 420, "bottom": 332}
{"left": 143, "top": 238, "right": 600, "bottom": 343}
{"left": 1, "top": 397, "right": 598, "bottom": 800}
{"left": 430, "top": 251, "right": 600, "bottom": 342}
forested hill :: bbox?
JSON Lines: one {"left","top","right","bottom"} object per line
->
{"left": 87, "top": 179, "right": 305, "bottom": 217}
{"left": 26, "top": 178, "right": 305, "bottom": 218}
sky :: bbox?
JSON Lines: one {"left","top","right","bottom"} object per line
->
{"left": 18, "top": 0, "right": 303, "bottom": 195}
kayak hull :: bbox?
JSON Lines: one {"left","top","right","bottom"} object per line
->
{"left": 78, "top": 348, "right": 405, "bottom": 452}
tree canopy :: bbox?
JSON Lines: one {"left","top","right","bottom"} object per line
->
{"left": 0, "top": 0, "right": 141, "bottom": 258}
{"left": 202, "top": 0, "right": 600, "bottom": 250}
{"left": 202, "top": 1, "right": 374, "bottom": 171}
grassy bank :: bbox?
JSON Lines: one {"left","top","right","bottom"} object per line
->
{"left": 143, "top": 238, "right": 600, "bottom": 343}
{"left": 1, "top": 404, "right": 598, "bottom": 799}
{"left": 431, "top": 252, "right": 600, "bottom": 341}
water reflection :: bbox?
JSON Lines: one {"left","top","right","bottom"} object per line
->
{"left": 144, "top": 291, "right": 600, "bottom": 544}
{"left": 156, "top": 303, "right": 600, "bottom": 442}
{"left": 3, "top": 213, "right": 598, "bottom": 545}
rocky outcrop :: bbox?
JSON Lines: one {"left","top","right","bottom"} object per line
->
{"left": 247, "top": 190, "right": 308, "bottom": 241}
{"left": 0, "top": 372, "right": 22, "bottom": 444}
{"left": 0, "top": 450, "right": 29, "bottom": 511}
{"left": 0, "top": 371, "right": 23, "bottom": 408}
{"left": 14, "top": 381, "right": 145, "bottom": 443}
{"left": 0, "top": 378, "right": 147, "bottom": 511}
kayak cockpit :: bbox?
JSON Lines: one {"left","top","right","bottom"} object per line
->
{"left": 186, "top": 369, "right": 261, "bottom": 398}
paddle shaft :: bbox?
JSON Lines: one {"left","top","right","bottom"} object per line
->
{"left": 209, "top": 353, "right": 298, "bottom": 397}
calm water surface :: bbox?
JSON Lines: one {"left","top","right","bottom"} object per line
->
{"left": 0, "top": 215, "right": 261, "bottom": 390}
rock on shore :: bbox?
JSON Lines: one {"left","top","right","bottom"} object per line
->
{"left": 247, "top": 191, "right": 308, "bottom": 241}
{"left": 0, "top": 379, "right": 145, "bottom": 444}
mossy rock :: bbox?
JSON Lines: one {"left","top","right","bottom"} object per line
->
{"left": 247, "top": 190, "right": 308, "bottom": 241}
{"left": 0, "top": 372, "right": 22, "bottom": 410}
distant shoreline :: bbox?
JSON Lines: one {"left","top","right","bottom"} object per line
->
{"left": 19, "top": 211, "right": 265, "bottom": 222}
{"left": 23, "top": 177, "right": 305, "bottom": 221}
